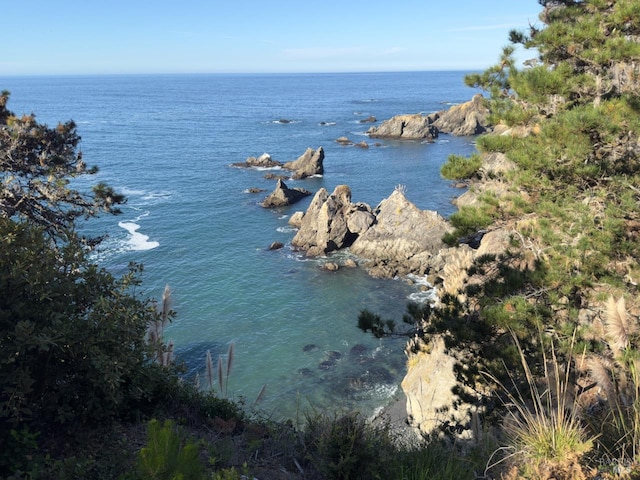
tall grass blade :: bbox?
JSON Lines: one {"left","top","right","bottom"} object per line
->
{"left": 206, "top": 349, "right": 214, "bottom": 390}
{"left": 225, "top": 343, "right": 234, "bottom": 397}
{"left": 161, "top": 284, "right": 172, "bottom": 326}
{"left": 226, "top": 343, "right": 234, "bottom": 378}
{"left": 254, "top": 383, "right": 267, "bottom": 406}
{"left": 218, "top": 355, "right": 224, "bottom": 395}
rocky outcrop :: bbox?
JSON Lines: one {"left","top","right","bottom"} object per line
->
{"left": 349, "top": 189, "right": 453, "bottom": 278}
{"left": 366, "top": 94, "right": 491, "bottom": 141}
{"left": 233, "top": 147, "right": 324, "bottom": 180}
{"left": 283, "top": 146, "right": 325, "bottom": 179}
{"left": 402, "top": 336, "right": 473, "bottom": 437}
{"left": 260, "top": 179, "right": 311, "bottom": 208}
{"left": 291, "top": 185, "right": 374, "bottom": 256}
{"left": 233, "top": 153, "right": 281, "bottom": 168}
{"left": 432, "top": 94, "right": 490, "bottom": 136}
{"left": 290, "top": 186, "right": 452, "bottom": 278}
{"left": 367, "top": 114, "right": 438, "bottom": 141}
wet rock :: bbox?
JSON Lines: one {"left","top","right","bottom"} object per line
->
{"left": 359, "top": 115, "right": 377, "bottom": 123}
{"left": 322, "top": 262, "right": 339, "bottom": 271}
{"left": 325, "top": 351, "right": 343, "bottom": 361}
{"left": 263, "top": 172, "right": 289, "bottom": 180}
{"left": 319, "top": 360, "right": 336, "bottom": 370}
{"left": 303, "top": 344, "right": 318, "bottom": 352}
{"left": 268, "top": 241, "right": 284, "bottom": 250}
{"left": 349, "top": 344, "right": 368, "bottom": 355}
{"left": 261, "top": 179, "right": 311, "bottom": 208}
{"left": 233, "top": 152, "right": 281, "bottom": 168}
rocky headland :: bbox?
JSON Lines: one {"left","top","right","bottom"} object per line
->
{"left": 283, "top": 97, "right": 520, "bottom": 439}
{"left": 367, "top": 93, "right": 490, "bottom": 141}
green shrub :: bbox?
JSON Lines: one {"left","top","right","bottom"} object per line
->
{"left": 441, "top": 153, "right": 482, "bottom": 180}
{"left": 303, "top": 411, "right": 396, "bottom": 480}
{"left": 137, "top": 419, "right": 203, "bottom": 480}
{"left": 0, "top": 218, "right": 170, "bottom": 430}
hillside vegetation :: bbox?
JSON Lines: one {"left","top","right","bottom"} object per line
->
{"left": 433, "top": 0, "right": 640, "bottom": 477}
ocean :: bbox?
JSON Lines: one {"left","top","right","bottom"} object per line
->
{"left": 1, "top": 72, "right": 480, "bottom": 419}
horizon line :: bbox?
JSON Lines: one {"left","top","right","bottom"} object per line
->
{"left": 0, "top": 68, "right": 483, "bottom": 78}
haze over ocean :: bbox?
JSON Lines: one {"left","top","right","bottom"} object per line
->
{"left": 1, "top": 72, "right": 481, "bottom": 418}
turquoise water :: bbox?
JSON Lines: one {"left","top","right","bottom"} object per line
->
{"left": 1, "top": 72, "right": 479, "bottom": 419}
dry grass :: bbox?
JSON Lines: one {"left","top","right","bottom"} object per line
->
{"left": 486, "top": 331, "right": 594, "bottom": 479}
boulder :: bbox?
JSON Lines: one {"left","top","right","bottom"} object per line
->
{"left": 346, "top": 205, "right": 376, "bottom": 234}
{"left": 367, "top": 114, "right": 438, "bottom": 141}
{"left": 260, "top": 179, "right": 311, "bottom": 208}
{"left": 349, "top": 188, "right": 452, "bottom": 278}
{"left": 283, "top": 146, "right": 324, "bottom": 179}
{"left": 358, "top": 115, "right": 377, "bottom": 124}
{"left": 432, "top": 94, "right": 490, "bottom": 136}
{"left": 288, "top": 211, "right": 305, "bottom": 228}
{"left": 268, "top": 241, "right": 284, "bottom": 250}
{"left": 322, "top": 262, "right": 340, "bottom": 271}
{"left": 336, "top": 136, "right": 353, "bottom": 145}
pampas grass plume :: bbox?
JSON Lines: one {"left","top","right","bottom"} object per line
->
{"left": 605, "top": 296, "right": 633, "bottom": 357}
{"left": 217, "top": 355, "right": 224, "bottom": 394}
{"left": 206, "top": 349, "right": 214, "bottom": 390}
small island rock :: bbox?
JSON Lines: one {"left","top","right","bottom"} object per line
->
{"left": 261, "top": 179, "right": 311, "bottom": 208}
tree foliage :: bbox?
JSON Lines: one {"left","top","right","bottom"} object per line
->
{"left": 0, "top": 93, "right": 174, "bottom": 476}
{"left": 0, "top": 91, "right": 125, "bottom": 241}
{"left": 432, "top": 1, "right": 640, "bottom": 462}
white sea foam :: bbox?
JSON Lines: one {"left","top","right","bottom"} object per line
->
{"left": 254, "top": 166, "right": 283, "bottom": 171}
{"left": 142, "top": 192, "right": 172, "bottom": 201}
{"left": 118, "top": 221, "right": 160, "bottom": 251}
{"left": 405, "top": 274, "right": 437, "bottom": 304}
{"left": 120, "top": 186, "right": 146, "bottom": 196}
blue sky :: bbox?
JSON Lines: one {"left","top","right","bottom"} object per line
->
{"left": 2, "top": 1, "right": 542, "bottom": 75}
